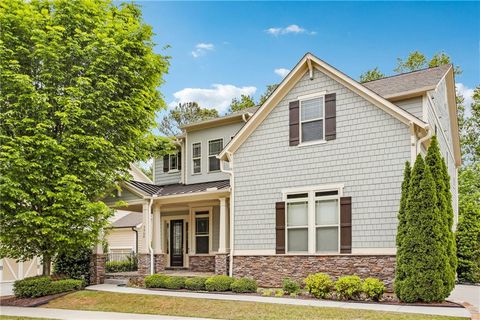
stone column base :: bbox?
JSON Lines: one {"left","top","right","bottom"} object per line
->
{"left": 137, "top": 254, "right": 151, "bottom": 275}
{"left": 154, "top": 254, "right": 165, "bottom": 273}
{"left": 90, "top": 254, "right": 106, "bottom": 285}
{"left": 215, "top": 254, "right": 229, "bottom": 275}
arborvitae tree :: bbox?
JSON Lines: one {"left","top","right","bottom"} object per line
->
{"left": 395, "top": 155, "right": 449, "bottom": 302}
{"left": 425, "top": 136, "right": 456, "bottom": 295}
{"left": 456, "top": 201, "right": 480, "bottom": 283}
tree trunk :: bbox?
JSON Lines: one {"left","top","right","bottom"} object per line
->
{"left": 42, "top": 255, "right": 51, "bottom": 276}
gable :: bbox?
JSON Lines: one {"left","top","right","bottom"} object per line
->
{"left": 103, "top": 185, "right": 145, "bottom": 206}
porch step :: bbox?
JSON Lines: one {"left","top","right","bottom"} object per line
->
{"left": 104, "top": 278, "right": 128, "bottom": 285}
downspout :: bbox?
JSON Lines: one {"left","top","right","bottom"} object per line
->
{"left": 416, "top": 124, "right": 432, "bottom": 155}
{"left": 146, "top": 196, "right": 156, "bottom": 275}
{"left": 219, "top": 151, "right": 234, "bottom": 277}
{"left": 132, "top": 226, "right": 139, "bottom": 254}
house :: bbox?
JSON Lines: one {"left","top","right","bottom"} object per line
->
{"left": 99, "top": 53, "right": 460, "bottom": 288}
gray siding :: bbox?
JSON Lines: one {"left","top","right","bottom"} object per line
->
{"left": 186, "top": 122, "right": 244, "bottom": 184}
{"left": 233, "top": 68, "right": 412, "bottom": 250}
{"left": 104, "top": 188, "right": 143, "bottom": 205}
{"left": 394, "top": 97, "right": 423, "bottom": 119}
{"left": 153, "top": 157, "right": 181, "bottom": 185}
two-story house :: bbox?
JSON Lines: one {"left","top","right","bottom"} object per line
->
{"left": 101, "top": 53, "right": 460, "bottom": 288}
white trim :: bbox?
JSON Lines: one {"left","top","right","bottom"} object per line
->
{"left": 233, "top": 249, "right": 396, "bottom": 256}
{"left": 161, "top": 214, "right": 190, "bottom": 268}
{"left": 297, "top": 140, "right": 327, "bottom": 148}
{"left": 129, "top": 163, "right": 153, "bottom": 184}
{"left": 207, "top": 138, "right": 224, "bottom": 173}
{"left": 234, "top": 249, "right": 276, "bottom": 256}
{"left": 191, "top": 141, "right": 202, "bottom": 175}
{"left": 351, "top": 248, "right": 396, "bottom": 255}
{"left": 190, "top": 207, "right": 213, "bottom": 254}
{"left": 169, "top": 153, "right": 179, "bottom": 172}
{"left": 426, "top": 92, "right": 455, "bottom": 163}
{"left": 282, "top": 183, "right": 344, "bottom": 199}
{"left": 299, "top": 95, "right": 326, "bottom": 144}
{"left": 297, "top": 91, "right": 327, "bottom": 101}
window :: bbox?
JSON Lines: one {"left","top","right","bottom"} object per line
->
{"left": 285, "top": 187, "right": 340, "bottom": 253}
{"left": 169, "top": 153, "right": 178, "bottom": 171}
{"left": 300, "top": 97, "right": 324, "bottom": 143}
{"left": 208, "top": 139, "right": 223, "bottom": 172}
{"left": 195, "top": 214, "right": 209, "bottom": 254}
{"left": 192, "top": 143, "right": 201, "bottom": 174}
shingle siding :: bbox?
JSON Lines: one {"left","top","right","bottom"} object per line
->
{"left": 394, "top": 97, "right": 423, "bottom": 119}
{"left": 153, "top": 157, "right": 181, "bottom": 185}
{"left": 233, "top": 68, "right": 411, "bottom": 250}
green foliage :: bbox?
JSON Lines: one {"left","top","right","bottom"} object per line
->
{"left": 184, "top": 277, "right": 207, "bottom": 291}
{"left": 144, "top": 274, "right": 168, "bottom": 288}
{"left": 362, "top": 278, "right": 385, "bottom": 301}
{"left": 395, "top": 155, "right": 449, "bottom": 302}
{"left": 274, "top": 289, "right": 285, "bottom": 297}
{"left": 164, "top": 276, "right": 186, "bottom": 290}
{"left": 230, "top": 278, "right": 257, "bottom": 293}
{"left": 0, "top": 0, "right": 170, "bottom": 274}
{"left": 13, "top": 276, "right": 83, "bottom": 298}
{"left": 105, "top": 258, "right": 137, "bottom": 273}
{"left": 158, "top": 102, "right": 219, "bottom": 136}
{"left": 282, "top": 277, "right": 300, "bottom": 295}
{"left": 462, "top": 86, "right": 480, "bottom": 165}
{"left": 429, "top": 52, "right": 462, "bottom": 75}
{"left": 258, "top": 84, "right": 278, "bottom": 106}
{"left": 53, "top": 246, "right": 92, "bottom": 284}
{"left": 334, "top": 275, "right": 362, "bottom": 300}
{"left": 261, "top": 288, "right": 273, "bottom": 296}
{"left": 205, "top": 275, "right": 234, "bottom": 292}
{"left": 394, "top": 51, "right": 427, "bottom": 73}
{"left": 456, "top": 201, "right": 480, "bottom": 283}
{"left": 229, "top": 95, "right": 256, "bottom": 113}
{"left": 304, "top": 273, "right": 334, "bottom": 299}
{"left": 359, "top": 67, "right": 385, "bottom": 83}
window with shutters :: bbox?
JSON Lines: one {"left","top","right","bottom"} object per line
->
{"left": 300, "top": 96, "right": 324, "bottom": 143}
{"left": 192, "top": 142, "right": 201, "bottom": 174}
{"left": 285, "top": 187, "right": 341, "bottom": 254}
{"left": 169, "top": 153, "right": 178, "bottom": 172}
{"left": 208, "top": 139, "right": 223, "bottom": 172}
{"left": 195, "top": 214, "right": 209, "bottom": 254}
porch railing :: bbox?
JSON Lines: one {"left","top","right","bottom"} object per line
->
{"left": 105, "top": 251, "right": 138, "bottom": 272}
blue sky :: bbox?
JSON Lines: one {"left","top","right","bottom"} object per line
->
{"left": 137, "top": 1, "right": 479, "bottom": 115}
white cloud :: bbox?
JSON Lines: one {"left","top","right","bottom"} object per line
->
{"left": 456, "top": 83, "right": 475, "bottom": 116}
{"left": 171, "top": 84, "right": 257, "bottom": 113}
{"left": 266, "top": 24, "right": 316, "bottom": 36}
{"left": 274, "top": 68, "right": 290, "bottom": 78}
{"left": 191, "top": 43, "right": 214, "bottom": 58}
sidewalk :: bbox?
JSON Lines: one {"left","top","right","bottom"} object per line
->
{"left": 87, "top": 284, "right": 470, "bottom": 318}
{"left": 0, "top": 306, "right": 214, "bottom": 320}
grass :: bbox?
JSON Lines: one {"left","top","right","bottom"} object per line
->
{"left": 44, "top": 290, "right": 464, "bottom": 320}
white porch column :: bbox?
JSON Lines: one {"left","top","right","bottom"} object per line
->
{"left": 139, "top": 200, "right": 149, "bottom": 254}
{"left": 153, "top": 204, "right": 162, "bottom": 254}
{"left": 218, "top": 197, "right": 228, "bottom": 253}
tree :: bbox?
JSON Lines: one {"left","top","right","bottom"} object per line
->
{"left": 0, "top": 0, "right": 169, "bottom": 275}
{"left": 228, "top": 95, "right": 256, "bottom": 113}
{"left": 462, "top": 87, "right": 480, "bottom": 165}
{"left": 429, "top": 52, "right": 462, "bottom": 75}
{"left": 394, "top": 51, "right": 427, "bottom": 73}
{"left": 456, "top": 200, "right": 480, "bottom": 283}
{"left": 395, "top": 155, "right": 449, "bottom": 302}
{"left": 258, "top": 84, "right": 278, "bottom": 105}
{"left": 359, "top": 67, "right": 385, "bottom": 83}
{"left": 425, "top": 137, "right": 456, "bottom": 295}
{"left": 395, "top": 161, "right": 411, "bottom": 285}
{"left": 158, "top": 102, "right": 219, "bottom": 136}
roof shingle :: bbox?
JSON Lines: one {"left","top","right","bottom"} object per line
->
{"left": 126, "top": 180, "right": 230, "bottom": 197}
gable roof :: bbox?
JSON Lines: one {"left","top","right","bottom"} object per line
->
{"left": 181, "top": 107, "right": 258, "bottom": 132}
{"left": 363, "top": 64, "right": 452, "bottom": 100}
{"left": 219, "top": 53, "right": 429, "bottom": 161}
{"left": 125, "top": 179, "right": 230, "bottom": 197}
{"left": 111, "top": 212, "right": 142, "bottom": 228}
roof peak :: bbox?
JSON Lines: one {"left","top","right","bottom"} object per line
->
{"left": 362, "top": 64, "right": 452, "bottom": 84}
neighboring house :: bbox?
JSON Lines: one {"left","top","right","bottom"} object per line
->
{"left": 101, "top": 53, "right": 460, "bottom": 288}
{"left": 105, "top": 211, "right": 142, "bottom": 257}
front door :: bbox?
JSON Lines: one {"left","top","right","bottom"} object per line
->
{"left": 170, "top": 219, "right": 184, "bottom": 267}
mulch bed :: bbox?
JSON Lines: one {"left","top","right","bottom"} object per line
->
{"left": 0, "top": 292, "right": 70, "bottom": 307}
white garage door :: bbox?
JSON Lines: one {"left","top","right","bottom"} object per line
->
{"left": 0, "top": 257, "right": 42, "bottom": 283}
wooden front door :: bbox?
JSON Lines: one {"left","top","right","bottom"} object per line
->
{"left": 170, "top": 219, "right": 184, "bottom": 267}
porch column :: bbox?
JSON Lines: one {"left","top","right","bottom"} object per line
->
{"left": 218, "top": 197, "right": 228, "bottom": 253}
{"left": 138, "top": 200, "right": 150, "bottom": 275}
{"left": 153, "top": 204, "right": 162, "bottom": 254}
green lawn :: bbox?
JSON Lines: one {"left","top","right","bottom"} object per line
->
{"left": 44, "top": 290, "right": 464, "bottom": 320}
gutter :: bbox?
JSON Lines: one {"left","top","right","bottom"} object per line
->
{"left": 132, "top": 226, "right": 139, "bottom": 254}
{"left": 219, "top": 151, "right": 234, "bottom": 277}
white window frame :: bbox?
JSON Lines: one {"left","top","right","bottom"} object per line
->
{"left": 299, "top": 94, "right": 326, "bottom": 145}
{"left": 190, "top": 207, "right": 213, "bottom": 255}
{"left": 169, "top": 153, "right": 178, "bottom": 172}
{"left": 192, "top": 142, "right": 202, "bottom": 175}
{"left": 208, "top": 138, "right": 223, "bottom": 173}
{"left": 283, "top": 184, "right": 343, "bottom": 255}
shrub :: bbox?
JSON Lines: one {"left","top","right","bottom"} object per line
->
{"left": 164, "top": 276, "right": 186, "bottom": 290}
{"left": 144, "top": 274, "right": 168, "bottom": 288}
{"left": 13, "top": 276, "right": 84, "bottom": 298}
{"left": 282, "top": 278, "right": 300, "bottom": 295}
{"left": 456, "top": 200, "right": 480, "bottom": 284}
{"left": 304, "top": 273, "right": 334, "bottom": 299}
{"left": 105, "top": 259, "right": 137, "bottom": 273}
{"left": 274, "top": 289, "right": 285, "bottom": 297}
{"left": 185, "top": 277, "right": 207, "bottom": 291}
{"left": 53, "top": 246, "right": 91, "bottom": 284}
{"left": 205, "top": 275, "right": 234, "bottom": 292}
{"left": 362, "top": 278, "right": 385, "bottom": 301}
{"left": 231, "top": 278, "right": 257, "bottom": 293}
{"left": 261, "top": 289, "right": 273, "bottom": 296}
{"left": 335, "top": 275, "right": 362, "bottom": 300}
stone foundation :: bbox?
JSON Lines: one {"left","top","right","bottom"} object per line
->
{"left": 137, "top": 254, "right": 151, "bottom": 275}
{"left": 90, "top": 254, "right": 106, "bottom": 285}
{"left": 189, "top": 255, "right": 215, "bottom": 272}
{"left": 154, "top": 254, "right": 165, "bottom": 273}
{"left": 215, "top": 254, "right": 229, "bottom": 275}
{"left": 232, "top": 255, "right": 396, "bottom": 291}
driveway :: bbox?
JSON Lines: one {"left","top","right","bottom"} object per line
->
{"left": 0, "top": 282, "right": 14, "bottom": 296}
{"left": 449, "top": 284, "right": 479, "bottom": 309}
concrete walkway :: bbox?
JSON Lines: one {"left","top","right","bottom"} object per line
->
{"left": 0, "top": 306, "right": 214, "bottom": 320}
{"left": 449, "top": 284, "right": 479, "bottom": 309}
{"left": 87, "top": 284, "right": 470, "bottom": 318}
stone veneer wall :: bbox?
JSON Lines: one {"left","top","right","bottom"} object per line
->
{"left": 189, "top": 255, "right": 215, "bottom": 272}
{"left": 138, "top": 254, "right": 150, "bottom": 275}
{"left": 154, "top": 254, "right": 165, "bottom": 273}
{"left": 232, "top": 255, "right": 396, "bottom": 290}
{"left": 214, "top": 254, "right": 229, "bottom": 275}
{"left": 90, "top": 254, "right": 106, "bottom": 285}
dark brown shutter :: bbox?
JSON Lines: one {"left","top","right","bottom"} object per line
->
{"left": 325, "top": 93, "right": 336, "bottom": 141}
{"left": 275, "top": 202, "right": 286, "bottom": 254}
{"left": 289, "top": 100, "right": 300, "bottom": 146}
{"left": 163, "top": 155, "right": 169, "bottom": 172}
{"left": 178, "top": 152, "right": 182, "bottom": 170}
{"left": 340, "top": 196, "right": 352, "bottom": 253}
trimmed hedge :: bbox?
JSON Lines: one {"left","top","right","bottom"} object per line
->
{"left": 362, "top": 278, "right": 385, "bottom": 301}
{"left": 304, "top": 273, "right": 334, "bottom": 299}
{"left": 185, "top": 277, "right": 207, "bottom": 291}
{"left": 13, "top": 276, "right": 84, "bottom": 298}
{"left": 231, "top": 278, "right": 257, "bottom": 293}
{"left": 205, "top": 275, "right": 234, "bottom": 292}
{"left": 335, "top": 275, "right": 362, "bottom": 300}
{"left": 144, "top": 274, "right": 168, "bottom": 288}
{"left": 164, "top": 276, "right": 186, "bottom": 290}
{"left": 105, "top": 259, "right": 137, "bottom": 273}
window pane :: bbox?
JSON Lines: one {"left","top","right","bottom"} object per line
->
{"left": 301, "top": 120, "right": 323, "bottom": 142}
{"left": 192, "top": 143, "right": 201, "bottom": 158}
{"left": 301, "top": 98, "right": 323, "bottom": 121}
{"left": 170, "top": 154, "right": 177, "bottom": 170}
{"left": 209, "top": 156, "right": 220, "bottom": 171}
{"left": 316, "top": 199, "right": 339, "bottom": 225}
{"left": 196, "top": 218, "right": 208, "bottom": 235}
{"left": 193, "top": 159, "right": 201, "bottom": 173}
{"left": 287, "top": 228, "right": 308, "bottom": 252}
{"left": 316, "top": 227, "right": 338, "bottom": 252}
{"left": 287, "top": 202, "right": 308, "bottom": 226}
{"left": 196, "top": 236, "right": 209, "bottom": 254}
{"left": 209, "top": 139, "right": 223, "bottom": 155}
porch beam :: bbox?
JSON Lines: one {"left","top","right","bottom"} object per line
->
{"left": 218, "top": 198, "right": 227, "bottom": 253}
